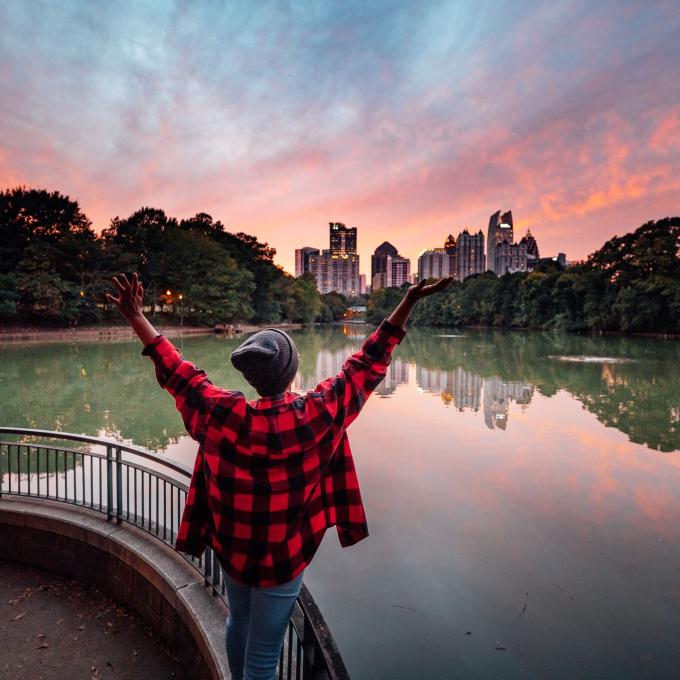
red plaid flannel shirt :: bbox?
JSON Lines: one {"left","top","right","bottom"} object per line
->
{"left": 141, "top": 317, "right": 407, "bottom": 586}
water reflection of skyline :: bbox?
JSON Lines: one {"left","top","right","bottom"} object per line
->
{"left": 294, "top": 346, "right": 535, "bottom": 431}
{"left": 1, "top": 325, "right": 677, "bottom": 453}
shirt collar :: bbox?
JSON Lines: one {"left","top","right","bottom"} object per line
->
{"left": 250, "top": 391, "right": 298, "bottom": 408}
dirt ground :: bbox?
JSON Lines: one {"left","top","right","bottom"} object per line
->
{"left": 0, "top": 560, "right": 188, "bottom": 680}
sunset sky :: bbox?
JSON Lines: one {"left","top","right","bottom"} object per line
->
{"left": 1, "top": 0, "right": 679, "bottom": 275}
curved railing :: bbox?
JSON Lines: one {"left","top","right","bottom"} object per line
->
{"left": 0, "top": 427, "right": 350, "bottom": 680}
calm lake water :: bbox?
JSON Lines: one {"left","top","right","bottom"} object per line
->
{"left": 1, "top": 324, "right": 679, "bottom": 679}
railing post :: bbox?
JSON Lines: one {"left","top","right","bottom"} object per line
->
{"left": 106, "top": 444, "right": 113, "bottom": 520}
{"left": 115, "top": 446, "right": 123, "bottom": 524}
{"left": 203, "top": 546, "right": 212, "bottom": 588}
{"left": 303, "top": 615, "right": 317, "bottom": 678}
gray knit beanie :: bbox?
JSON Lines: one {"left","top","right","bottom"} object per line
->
{"left": 230, "top": 328, "right": 299, "bottom": 397}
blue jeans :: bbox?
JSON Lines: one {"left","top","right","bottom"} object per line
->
{"left": 224, "top": 569, "right": 306, "bottom": 680}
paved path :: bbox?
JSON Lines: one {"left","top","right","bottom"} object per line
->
{"left": 1, "top": 560, "right": 188, "bottom": 680}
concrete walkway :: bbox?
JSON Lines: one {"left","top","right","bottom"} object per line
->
{"left": 1, "top": 560, "right": 188, "bottom": 680}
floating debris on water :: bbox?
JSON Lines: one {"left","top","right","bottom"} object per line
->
{"left": 547, "top": 355, "right": 633, "bottom": 364}
{"left": 435, "top": 334, "right": 466, "bottom": 338}
{"left": 518, "top": 591, "right": 529, "bottom": 618}
{"left": 553, "top": 583, "right": 576, "bottom": 601}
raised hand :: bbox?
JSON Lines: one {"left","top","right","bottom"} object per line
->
{"left": 387, "top": 275, "right": 455, "bottom": 329}
{"left": 406, "top": 275, "right": 455, "bottom": 301}
{"left": 106, "top": 272, "right": 144, "bottom": 320}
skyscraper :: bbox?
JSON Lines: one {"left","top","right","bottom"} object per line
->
{"left": 371, "top": 241, "right": 411, "bottom": 290}
{"left": 295, "top": 247, "right": 320, "bottom": 277}
{"left": 455, "top": 230, "right": 485, "bottom": 280}
{"left": 495, "top": 239, "right": 529, "bottom": 274}
{"left": 329, "top": 222, "right": 357, "bottom": 256}
{"left": 417, "top": 248, "right": 451, "bottom": 280}
{"left": 304, "top": 222, "right": 361, "bottom": 296}
{"left": 487, "top": 210, "right": 514, "bottom": 274}
{"left": 520, "top": 229, "right": 540, "bottom": 260}
{"left": 371, "top": 241, "right": 398, "bottom": 284}
{"left": 444, "top": 234, "right": 458, "bottom": 280}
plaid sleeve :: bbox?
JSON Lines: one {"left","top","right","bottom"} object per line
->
{"left": 312, "top": 317, "right": 406, "bottom": 432}
{"left": 141, "top": 335, "right": 243, "bottom": 442}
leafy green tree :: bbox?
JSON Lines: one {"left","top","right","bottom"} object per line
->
{"left": 16, "top": 243, "right": 68, "bottom": 320}
{"left": 195, "top": 224, "right": 286, "bottom": 323}
{"left": 163, "top": 227, "right": 255, "bottom": 325}
{"left": 0, "top": 187, "right": 102, "bottom": 325}
{"left": 367, "top": 285, "right": 408, "bottom": 324}
{"left": 319, "top": 291, "right": 348, "bottom": 321}
{"left": 282, "top": 272, "right": 321, "bottom": 324}
{"left": 102, "top": 208, "right": 178, "bottom": 314}
{"left": 584, "top": 217, "right": 680, "bottom": 284}
{"left": 0, "top": 273, "right": 20, "bottom": 317}
{"left": 458, "top": 273, "right": 500, "bottom": 325}
{"left": 0, "top": 186, "right": 95, "bottom": 276}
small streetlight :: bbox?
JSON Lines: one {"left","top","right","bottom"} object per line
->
{"left": 178, "top": 292, "right": 185, "bottom": 328}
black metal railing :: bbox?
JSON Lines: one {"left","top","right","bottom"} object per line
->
{"left": 0, "top": 427, "right": 350, "bottom": 680}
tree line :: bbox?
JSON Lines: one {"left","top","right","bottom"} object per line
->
{"left": 367, "top": 217, "right": 680, "bottom": 334}
{"left": 0, "top": 186, "right": 352, "bottom": 327}
{"left": 1, "top": 186, "right": 677, "bottom": 333}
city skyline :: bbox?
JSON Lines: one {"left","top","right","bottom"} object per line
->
{"left": 299, "top": 209, "right": 555, "bottom": 290}
{"left": 1, "top": 2, "right": 679, "bottom": 277}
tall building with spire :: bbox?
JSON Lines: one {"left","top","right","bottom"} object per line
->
{"left": 495, "top": 239, "right": 529, "bottom": 273}
{"left": 520, "top": 229, "right": 539, "bottom": 261}
{"left": 487, "top": 210, "right": 514, "bottom": 274}
{"left": 444, "top": 234, "right": 457, "bottom": 279}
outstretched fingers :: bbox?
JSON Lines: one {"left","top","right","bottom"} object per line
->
{"left": 131, "top": 272, "right": 140, "bottom": 297}
{"left": 421, "top": 275, "right": 454, "bottom": 296}
{"left": 105, "top": 292, "right": 121, "bottom": 306}
{"left": 112, "top": 275, "right": 126, "bottom": 293}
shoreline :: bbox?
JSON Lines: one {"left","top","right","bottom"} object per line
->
{"left": 0, "top": 322, "right": 304, "bottom": 345}
{"left": 1, "top": 321, "right": 677, "bottom": 344}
